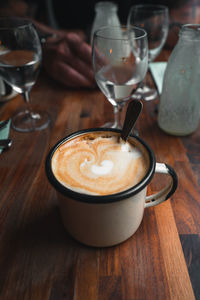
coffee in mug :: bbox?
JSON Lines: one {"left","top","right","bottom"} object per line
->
{"left": 46, "top": 128, "right": 178, "bottom": 247}
{"left": 51, "top": 131, "right": 149, "bottom": 195}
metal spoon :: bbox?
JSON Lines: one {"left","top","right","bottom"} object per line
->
{"left": 0, "top": 138, "right": 13, "bottom": 150}
{"left": 120, "top": 100, "right": 143, "bottom": 142}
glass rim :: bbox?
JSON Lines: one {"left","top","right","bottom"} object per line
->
{"left": 129, "top": 4, "right": 169, "bottom": 13}
{"left": 93, "top": 25, "right": 147, "bottom": 41}
{"left": 0, "top": 17, "right": 33, "bottom": 30}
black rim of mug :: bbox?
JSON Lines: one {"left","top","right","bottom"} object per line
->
{"left": 45, "top": 128, "right": 156, "bottom": 204}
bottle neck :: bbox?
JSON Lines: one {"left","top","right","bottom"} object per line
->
{"left": 95, "top": 1, "right": 118, "bottom": 14}
{"left": 179, "top": 24, "right": 200, "bottom": 42}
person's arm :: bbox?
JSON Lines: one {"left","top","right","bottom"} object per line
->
{"left": 0, "top": 0, "right": 96, "bottom": 89}
{"left": 32, "top": 20, "right": 96, "bottom": 89}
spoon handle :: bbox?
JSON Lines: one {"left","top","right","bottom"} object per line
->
{"left": 121, "top": 100, "right": 143, "bottom": 142}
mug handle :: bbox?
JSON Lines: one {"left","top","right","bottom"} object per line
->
{"left": 144, "top": 163, "right": 178, "bottom": 208}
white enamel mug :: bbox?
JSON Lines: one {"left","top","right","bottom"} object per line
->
{"left": 46, "top": 128, "right": 178, "bottom": 247}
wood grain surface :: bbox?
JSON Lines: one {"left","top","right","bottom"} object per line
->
{"left": 0, "top": 50, "right": 199, "bottom": 300}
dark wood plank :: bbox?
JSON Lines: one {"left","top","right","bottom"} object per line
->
{"left": 180, "top": 234, "right": 200, "bottom": 300}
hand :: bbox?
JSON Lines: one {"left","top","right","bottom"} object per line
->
{"left": 42, "top": 32, "right": 96, "bottom": 89}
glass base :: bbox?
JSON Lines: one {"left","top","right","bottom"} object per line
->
{"left": 132, "top": 84, "right": 158, "bottom": 101}
{"left": 101, "top": 121, "right": 120, "bottom": 129}
{"left": 101, "top": 121, "right": 138, "bottom": 136}
{"left": 12, "top": 109, "right": 50, "bottom": 132}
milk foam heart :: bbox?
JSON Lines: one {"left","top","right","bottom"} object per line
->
{"left": 90, "top": 160, "right": 114, "bottom": 176}
{"left": 52, "top": 132, "right": 148, "bottom": 195}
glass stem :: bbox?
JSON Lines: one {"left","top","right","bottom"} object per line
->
{"left": 22, "top": 90, "right": 30, "bottom": 103}
{"left": 22, "top": 91, "right": 32, "bottom": 113}
{"left": 113, "top": 105, "right": 122, "bottom": 128}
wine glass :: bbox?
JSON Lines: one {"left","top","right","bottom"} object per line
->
{"left": 92, "top": 25, "right": 148, "bottom": 128}
{"left": 0, "top": 17, "right": 50, "bottom": 132}
{"left": 127, "top": 5, "right": 169, "bottom": 101}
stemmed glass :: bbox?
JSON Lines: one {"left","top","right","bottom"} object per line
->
{"left": 127, "top": 5, "right": 169, "bottom": 101}
{"left": 0, "top": 17, "right": 50, "bottom": 132}
{"left": 92, "top": 25, "right": 148, "bottom": 128}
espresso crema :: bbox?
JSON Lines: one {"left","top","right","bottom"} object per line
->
{"left": 52, "top": 132, "right": 148, "bottom": 195}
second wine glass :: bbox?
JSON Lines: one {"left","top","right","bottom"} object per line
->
{"left": 127, "top": 5, "right": 169, "bottom": 101}
{"left": 92, "top": 25, "right": 148, "bottom": 129}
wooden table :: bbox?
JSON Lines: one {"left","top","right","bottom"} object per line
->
{"left": 0, "top": 50, "right": 199, "bottom": 300}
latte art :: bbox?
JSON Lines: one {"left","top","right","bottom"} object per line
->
{"left": 87, "top": 160, "right": 114, "bottom": 176}
{"left": 52, "top": 132, "right": 148, "bottom": 195}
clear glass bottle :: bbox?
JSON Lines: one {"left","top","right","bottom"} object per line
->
{"left": 158, "top": 24, "right": 200, "bottom": 136}
{"left": 90, "top": 1, "right": 121, "bottom": 44}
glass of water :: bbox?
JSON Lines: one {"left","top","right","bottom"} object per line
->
{"left": 0, "top": 17, "right": 50, "bottom": 132}
{"left": 127, "top": 4, "right": 169, "bottom": 101}
{"left": 92, "top": 25, "right": 148, "bottom": 129}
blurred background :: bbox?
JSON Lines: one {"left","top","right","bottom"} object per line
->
{"left": 1, "top": 0, "right": 200, "bottom": 49}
